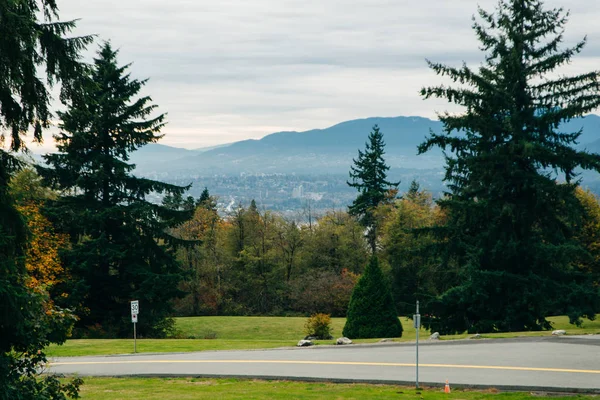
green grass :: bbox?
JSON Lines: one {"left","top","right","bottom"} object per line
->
{"left": 75, "top": 377, "right": 599, "bottom": 400}
{"left": 173, "top": 315, "right": 429, "bottom": 342}
{"left": 45, "top": 315, "right": 600, "bottom": 357}
{"left": 441, "top": 315, "right": 600, "bottom": 341}
{"left": 44, "top": 339, "right": 295, "bottom": 357}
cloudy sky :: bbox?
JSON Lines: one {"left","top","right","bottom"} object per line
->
{"left": 41, "top": 0, "right": 600, "bottom": 150}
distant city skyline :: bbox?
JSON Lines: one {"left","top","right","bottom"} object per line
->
{"left": 31, "top": 0, "right": 600, "bottom": 151}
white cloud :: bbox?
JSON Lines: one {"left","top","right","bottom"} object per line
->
{"left": 41, "top": 0, "right": 600, "bottom": 150}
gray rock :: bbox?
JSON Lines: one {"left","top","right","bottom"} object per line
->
{"left": 470, "top": 334, "right": 481, "bottom": 339}
{"left": 379, "top": 339, "right": 390, "bottom": 343}
{"left": 552, "top": 330, "right": 566, "bottom": 336}
{"left": 429, "top": 332, "right": 440, "bottom": 340}
{"left": 297, "top": 339, "right": 313, "bottom": 347}
{"left": 336, "top": 337, "right": 353, "bottom": 345}
{"left": 304, "top": 336, "right": 318, "bottom": 340}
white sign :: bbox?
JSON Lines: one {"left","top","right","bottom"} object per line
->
{"left": 131, "top": 300, "right": 139, "bottom": 316}
{"left": 131, "top": 313, "right": 138, "bottom": 323}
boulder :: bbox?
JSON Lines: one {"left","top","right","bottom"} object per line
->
{"left": 429, "top": 332, "right": 440, "bottom": 340}
{"left": 552, "top": 330, "right": 566, "bottom": 336}
{"left": 470, "top": 334, "right": 481, "bottom": 339}
{"left": 297, "top": 339, "right": 314, "bottom": 347}
{"left": 379, "top": 339, "right": 390, "bottom": 343}
{"left": 304, "top": 336, "right": 318, "bottom": 340}
{"left": 336, "top": 337, "right": 353, "bottom": 345}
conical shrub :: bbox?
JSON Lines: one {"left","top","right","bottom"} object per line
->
{"left": 343, "top": 256, "right": 403, "bottom": 338}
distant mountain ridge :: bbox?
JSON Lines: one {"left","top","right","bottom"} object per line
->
{"left": 131, "top": 114, "right": 600, "bottom": 176}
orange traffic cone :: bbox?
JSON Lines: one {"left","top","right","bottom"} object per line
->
{"left": 444, "top": 380, "right": 451, "bottom": 394}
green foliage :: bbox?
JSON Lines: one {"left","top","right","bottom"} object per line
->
{"left": 0, "top": 0, "right": 92, "bottom": 152}
{"left": 419, "top": 0, "right": 600, "bottom": 333}
{"left": 40, "top": 42, "right": 192, "bottom": 338}
{"left": 301, "top": 211, "right": 369, "bottom": 275}
{"left": 304, "top": 313, "right": 333, "bottom": 339}
{"left": 343, "top": 257, "right": 403, "bottom": 338}
{"left": 348, "top": 125, "right": 399, "bottom": 253}
{"left": 198, "top": 187, "right": 217, "bottom": 211}
{"left": 171, "top": 200, "right": 228, "bottom": 316}
{"left": 0, "top": 0, "right": 91, "bottom": 398}
{"left": 381, "top": 185, "right": 452, "bottom": 315}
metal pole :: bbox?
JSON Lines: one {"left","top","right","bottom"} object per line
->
{"left": 416, "top": 300, "right": 420, "bottom": 389}
{"left": 134, "top": 322, "right": 137, "bottom": 354}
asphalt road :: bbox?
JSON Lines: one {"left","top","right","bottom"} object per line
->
{"left": 48, "top": 336, "right": 600, "bottom": 392}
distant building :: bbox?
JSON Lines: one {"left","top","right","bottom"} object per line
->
{"left": 292, "top": 184, "right": 304, "bottom": 199}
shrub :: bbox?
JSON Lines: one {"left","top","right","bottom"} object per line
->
{"left": 304, "top": 313, "right": 333, "bottom": 339}
{"left": 343, "top": 256, "right": 403, "bottom": 339}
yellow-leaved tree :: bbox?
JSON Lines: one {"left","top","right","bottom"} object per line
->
{"left": 9, "top": 168, "right": 73, "bottom": 315}
{"left": 574, "top": 187, "right": 600, "bottom": 280}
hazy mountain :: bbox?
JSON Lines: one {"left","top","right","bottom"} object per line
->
{"left": 135, "top": 116, "right": 446, "bottom": 176}
{"left": 133, "top": 114, "right": 600, "bottom": 177}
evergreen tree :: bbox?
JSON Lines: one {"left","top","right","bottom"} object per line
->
{"left": 406, "top": 180, "right": 420, "bottom": 202}
{"left": 198, "top": 187, "right": 217, "bottom": 211}
{"left": 347, "top": 125, "right": 399, "bottom": 253}
{"left": 419, "top": 0, "right": 600, "bottom": 333}
{"left": 343, "top": 256, "right": 403, "bottom": 338}
{"left": 0, "top": 1, "right": 90, "bottom": 398}
{"left": 41, "top": 42, "right": 192, "bottom": 337}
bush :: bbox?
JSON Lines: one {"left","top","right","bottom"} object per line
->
{"left": 304, "top": 313, "right": 333, "bottom": 339}
{"left": 343, "top": 256, "right": 403, "bottom": 339}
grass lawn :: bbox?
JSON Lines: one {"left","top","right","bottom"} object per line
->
{"left": 75, "top": 377, "right": 599, "bottom": 400}
{"left": 45, "top": 315, "right": 600, "bottom": 357}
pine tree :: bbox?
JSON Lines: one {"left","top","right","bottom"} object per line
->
{"left": 347, "top": 125, "right": 399, "bottom": 253}
{"left": 0, "top": 1, "right": 90, "bottom": 398}
{"left": 41, "top": 42, "right": 192, "bottom": 337}
{"left": 343, "top": 256, "right": 403, "bottom": 339}
{"left": 419, "top": 0, "right": 600, "bottom": 333}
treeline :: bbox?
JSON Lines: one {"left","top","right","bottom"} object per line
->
{"left": 12, "top": 164, "right": 600, "bottom": 334}
{"left": 164, "top": 181, "right": 600, "bottom": 321}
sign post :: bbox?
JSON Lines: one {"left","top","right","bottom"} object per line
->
{"left": 131, "top": 300, "right": 139, "bottom": 353}
{"left": 414, "top": 300, "right": 421, "bottom": 389}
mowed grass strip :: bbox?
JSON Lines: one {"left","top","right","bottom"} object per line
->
{"left": 76, "top": 377, "right": 600, "bottom": 400}
{"left": 44, "top": 339, "right": 295, "bottom": 357}
{"left": 46, "top": 315, "right": 600, "bottom": 357}
{"left": 174, "top": 316, "right": 429, "bottom": 342}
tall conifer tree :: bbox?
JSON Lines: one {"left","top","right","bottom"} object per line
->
{"left": 348, "top": 125, "right": 399, "bottom": 253}
{"left": 0, "top": 1, "right": 91, "bottom": 398}
{"left": 419, "top": 0, "right": 600, "bottom": 333}
{"left": 42, "top": 43, "right": 192, "bottom": 337}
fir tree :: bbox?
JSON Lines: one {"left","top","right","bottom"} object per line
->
{"left": 41, "top": 42, "right": 192, "bottom": 337}
{"left": 406, "top": 180, "right": 420, "bottom": 200}
{"left": 419, "top": 0, "right": 600, "bottom": 333}
{"left": 0, "top": 1, "right": 90, "bottom": 398}
{"left": 198, "top": 187, "right": 217, "bottom": 211}
{"left": 347, "top": 125, "right": 399, "bottom": 253}
{"left": 342, "top": 256, "right": 403, "bottom": 339}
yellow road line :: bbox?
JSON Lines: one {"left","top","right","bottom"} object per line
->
{"left": 49, "top": 360, "right": 600, "bottom": 374}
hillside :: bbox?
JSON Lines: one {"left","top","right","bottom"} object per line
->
{"left": 132, "top": 114, "right": 600, "bottom": 177}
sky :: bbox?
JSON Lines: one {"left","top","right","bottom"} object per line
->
{"left": 33, "top": 0, "right": 600, "bottom": 150}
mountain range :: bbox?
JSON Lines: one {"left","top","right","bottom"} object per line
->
{"left": 130, "top": 114, "right": 600, "bottom": 178}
